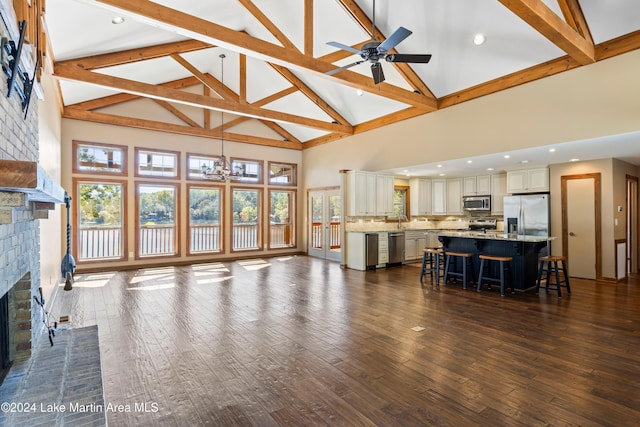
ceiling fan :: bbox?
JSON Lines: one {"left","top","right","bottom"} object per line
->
{"left": 325, "top": 0, "right": 432, "bottom": 84}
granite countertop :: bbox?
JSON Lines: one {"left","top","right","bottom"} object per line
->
{"left": 437, "top": 231, "right": 554, "bottom": 242}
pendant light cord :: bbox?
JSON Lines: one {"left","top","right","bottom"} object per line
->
{"left": 219, "top": 53, "right": 225, "bottom": 157}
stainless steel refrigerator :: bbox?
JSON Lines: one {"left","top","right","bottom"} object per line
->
{"left": 503, "top": 194, "right": 550, "bottom": 237}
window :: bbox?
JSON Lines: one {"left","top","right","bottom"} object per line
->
{"left": 136, "top": 148, "right": 180, "bottom": 178}
{"left": 269, "top": 190, "right": 295, "bottom": 249}
{"left": 389, "top": 187, "right": 409, "bottom": 219}
{"left": 76, "top": 180, "right": 126, "bottom": 261}
{"left": 73, "top": 141, "right": 126, "bottom": 174}
{"left": 232, "top": 188, "right": 262, "bottom": 251}
{"left": 230, "top": 158, "right": 263, "bottom": 183}
{"left": 189, "top": 185, "right": 223, "bottom": 254}
{"left": 137, "top": 184, "right": 178, "bottom": 257}
{"left": 268, "top": 162, "right": 296, "bottom": 186}
{"left": 187, "top": 153, "right": 221, "bottom": 180}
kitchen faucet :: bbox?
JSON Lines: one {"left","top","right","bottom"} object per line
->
{"left": 397, "top": 214, "right": 408, "bottom": 229}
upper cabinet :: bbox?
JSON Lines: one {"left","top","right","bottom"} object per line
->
{"left": 345, "top": 171, "right": 394, "bottom": 216}
{"left": 446, "top": 178, "right": 463, "bottom": 215}
{"left": 431, "top": 179, "right": 447, "bottom": 215}
{"left": 463, "top": 175, "right": 491, "bottom": 196}
{"left": 491, "top": 173, "right": 507, "bottom": 214}
{"left": 506, "top": 167, "right": 549, "bottom": 194}
{"left": 409, "top": 178, "right": 432, "bottom": 216}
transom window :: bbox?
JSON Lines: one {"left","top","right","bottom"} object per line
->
{"left": 230, "top": 158, "right": 263, "bottom": 183}
{"left": 187, "top": 153, "right": 221, "bottom": 180}
{"left": 269, "top": 162, "right": 296, "bottom": 186}
{"left": 73, "top": 142, "right": 126, "bottom": 174}
{"left": 136, "top": 148, "right": 179, "bottom": 178}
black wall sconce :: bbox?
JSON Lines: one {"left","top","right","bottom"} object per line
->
{"left": 1, "top": 20, "right": 37, "bottom": 118}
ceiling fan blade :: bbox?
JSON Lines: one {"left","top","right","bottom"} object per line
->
{"left": 377, "top": 26, "right": 412, "bottom": 53}
{"left": 371, "top": 62, "right": 385, "bottom": 85}
{"left": 326, "top": 60, "right": 364, "bottom": 76}
{"left": 385, "top": 53, "right": 432, "bottom": 63}
{"left": 326, "top": 41, "right": 362, "bottom": 55}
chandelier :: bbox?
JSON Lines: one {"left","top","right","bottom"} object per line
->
{"left": 202, "top": 53, "right": 232, "bottom": 180}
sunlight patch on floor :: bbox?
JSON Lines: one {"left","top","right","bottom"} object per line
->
{"left": 238, "top": 259, "right": 271, "bottom": 270}
{"left": 136, "top": 267, "right": 176, "bottom": 275}
{"left": 196, "top": 276, "right": 234, "bottom": 285}
{"left": 192, "top": 263, "right": 227, "bottom": 271}
{"left": 129, "top": 273, "right": 175, "bottom": 284}
{"left": 66, "top": 272, "right": 116, "bottom": 288}
{"left": 127, "top": 283, "right": 176, "bottom": 291}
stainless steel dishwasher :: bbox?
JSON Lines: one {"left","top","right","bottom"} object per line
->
{"left": 388, "top": 231, "right": 405, "bottom": 265}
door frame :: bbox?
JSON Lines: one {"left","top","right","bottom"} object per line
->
{"left": 307, "top": 186, "right": 342, "bottom": 261}
{"left": 561, "top": 173, "right": 602, "bottom": 280}
{"left": 626, "top": 174, "right": 639, "bottom": 274}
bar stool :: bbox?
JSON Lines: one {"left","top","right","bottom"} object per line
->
{"left": 443, "top": 252, "right": 475, "bottom": 289}
{"left": 477, "top": 254, "right": 514, "bottom": 297}
{"left": 420, "top": 247, "right": 444, "bottom": 284}
{"left": 536, "top": 255, "right": 571, "bottom": 298}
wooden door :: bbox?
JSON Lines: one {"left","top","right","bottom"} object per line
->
{"left": 562, "top": 174, "right": 601, "bottom": 280}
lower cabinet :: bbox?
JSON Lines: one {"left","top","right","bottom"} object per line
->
{"left": 404, "top": 231, "right": 427, "bottom": 262}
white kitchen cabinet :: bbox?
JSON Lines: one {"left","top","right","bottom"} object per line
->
{"left": 409, "top": 178, "right": 431, "bottom": 216}
{"left": 404, "top": 230, "right": 426, "bottom": 262}
{"left": 446, "top": 178, "right": 463, "bottom": 215}
{"left": 346, "top": 171, "right": 394, "bottom": 216}
{"left": 463, "top": 175, "right": 491, "bottom": 196}
{"left": 431, "top": 179, "right": 447, "bottom": 215}
{"left": 506, "top": 167, "right": 549, "bottom": 193}
{"left": 376, "top": 174, "right": 395, "bottom": 216}
{"left": 491, "top": 173, "right": 507, "bottom": 215}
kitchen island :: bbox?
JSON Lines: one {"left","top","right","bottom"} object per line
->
{"left": 437, "top": 231, "right": 553, "bottom": 290}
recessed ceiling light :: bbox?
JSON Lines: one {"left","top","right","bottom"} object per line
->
{"left": 439, "top": 173, "right": 445, "bottom": 176}
{"left": 112, "top": 16, "right": 125, "bottom": 24}
{"left": 487, "top": 167, "right": 494, "bottom": 171}
{"left": 467, "top": 160, "right": 473, "bottom": 164}
{"left": 549, "top": 148, "right": 556, "bottom": 153}
{"left": 437, "top": 164, "right": 443, "bottom": 168}
{"left": 473, "top": 33, "right": 486, "bottom": 46}
{"left": 503, "top": 154, "right": 510, "bottom": 159}
{"left": 570, "top": 158, "right": 580, "bottom": 162}
{"left": 520, "top": 160, "right": 529, "bottom": 164}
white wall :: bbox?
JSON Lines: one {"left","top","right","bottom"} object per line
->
{"left": 38, "top": 65, "right": 63, "bottom": 302}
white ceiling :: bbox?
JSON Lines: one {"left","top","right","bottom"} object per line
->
{"left": 43, "top": 0, "right": 640, "bottom": 174}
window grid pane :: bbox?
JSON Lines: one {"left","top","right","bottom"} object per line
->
{"left": 77, "top": 145, "right": 124, "bottom": 173}
{"left": 138, "top": 151, "right": 178, "bottom": 177}
{"left": 138, "top": 185, "right": 177, "bottom": 256}
{"left": 189, "top": 187, "right": 222, "bottom": 253}
{"left": 78, "top": 183, "right": 124, "bottom": 260}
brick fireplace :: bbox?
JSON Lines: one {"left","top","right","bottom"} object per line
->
{"left": 0, "top": 19, "right": 45, "bottom": 379}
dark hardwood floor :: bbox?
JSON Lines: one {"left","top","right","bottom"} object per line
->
{"left": 48, "top": 256, "right": 640, "bottom": 426}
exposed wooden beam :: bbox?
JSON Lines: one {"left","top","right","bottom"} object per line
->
{"left": 57, "top": 40, "right": 213, "bottom": 70}
{"left": 66, "top": 76, "right": 202, "bottom": 110}
{"left": 498, "top": 0, "right": 594, "bottom": 64}
{"left": 170, "top": 54, "right": 236, "bottom": 100}
{"left": 239, "top": 54, "right": 247, "bottom": 104}
{"left": 203, "top": 86, "right": 211, "bottom": 129}
{"left": 304, "top": 0, "right": 314, "bottom": 56}
{"left": 269, "top": 63, "right": 351, "bottom": 126}
{"left": 556, "top": 0, "right": 593, "bottom": 43}
{"left": 93, "top": 0, "right": 435, "bottom": 110}
{"left": 238, "top": 0, "right": 298, "bottom": 50}
{"left": 62, "top": 108, "right": 303, "bottom": 150}
{"left": 153, "top": 99, "right": 201, "bottom": 127}
{"left": 260, "top": 121, "right": 301, "bottom": 144}
{"left": 439, "top": 30, "right": 640, "bottom": 109}
{"left": 54, "top": 62, "right": 352, "bottom": 134}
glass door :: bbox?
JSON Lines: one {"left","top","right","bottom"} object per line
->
{"left": 308, "top": 189, "right": 341, "bottom": 261}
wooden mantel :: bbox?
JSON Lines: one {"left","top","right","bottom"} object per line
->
{"left": 0, "top": 159, "right": 65, "bottom": 204}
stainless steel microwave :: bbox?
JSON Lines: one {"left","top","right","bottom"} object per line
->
{"left": 463, "top": 195, "right": 491, "bottom": 211}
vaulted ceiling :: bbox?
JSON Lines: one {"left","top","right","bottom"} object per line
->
{"left": 46, "top": 0, "right": 640, "bottom": 151}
